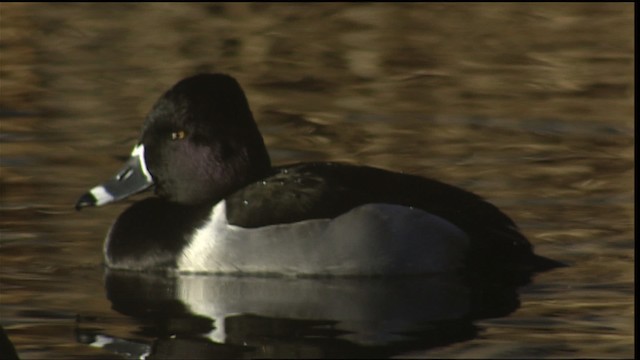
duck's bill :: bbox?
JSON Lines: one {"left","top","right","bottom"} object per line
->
{"left": 75, "top": 144, "right": 154, "bottom": 210}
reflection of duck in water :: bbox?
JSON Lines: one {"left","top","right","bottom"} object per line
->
{"left": 76, "top": 270, "right": 520, "bottom": 358}
{"left": 76, "top": 73, "right": 561, "bottom": 277}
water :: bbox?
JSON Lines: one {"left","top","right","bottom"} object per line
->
{"left": 0, "top": 3, "right": 634, "bottom": 359}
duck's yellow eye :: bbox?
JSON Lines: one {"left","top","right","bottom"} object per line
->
{"left": 171, "top": 130, "right": 186, "bottom": 140}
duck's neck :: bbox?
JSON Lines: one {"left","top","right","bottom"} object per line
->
{"left": 207, "top": 127, "right": 272, "bottom": 205}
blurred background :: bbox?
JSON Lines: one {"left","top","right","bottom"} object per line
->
{"left": 0, "top": 3, "right": 634, "bottom": 359}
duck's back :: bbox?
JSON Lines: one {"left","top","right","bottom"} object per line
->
{"left": 223, "top": 162, "right": 539, "bottom": 273}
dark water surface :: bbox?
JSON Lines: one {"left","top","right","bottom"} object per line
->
{"left": 0, "top": 3, "right": 634, "bottom": 359}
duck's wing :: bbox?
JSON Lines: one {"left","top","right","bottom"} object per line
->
{"left": 225, "top": 162, "right": 558, "bottom": 273}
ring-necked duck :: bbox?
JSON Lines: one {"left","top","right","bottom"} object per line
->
{"left": 76, "top": 73, "right": 560, "bottom": 276}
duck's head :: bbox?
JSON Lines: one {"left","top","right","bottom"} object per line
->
{"left": 76, "top": 73, "right": 271, "bottom": 209}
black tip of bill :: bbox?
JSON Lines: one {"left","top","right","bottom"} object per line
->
{"left": 75, "top": 192, "right": 97, "bottom": 211}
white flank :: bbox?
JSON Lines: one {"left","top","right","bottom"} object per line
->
{"left": 177, "top": 201, "right": 470, "bottom": 276}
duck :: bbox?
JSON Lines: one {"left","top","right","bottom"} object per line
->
{"left": 76, "top": 73, "right": 560, "bottom": 276}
